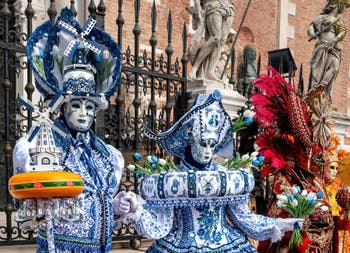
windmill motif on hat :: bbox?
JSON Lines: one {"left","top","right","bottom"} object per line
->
{"left": 57, "top": 16, "right": 102, "bottom": 59}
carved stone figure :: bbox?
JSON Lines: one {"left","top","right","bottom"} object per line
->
{"left": 187, "top": 0, "right": 235, "bottom": 81}
{"left": 214, "top": 28, "right": 236, "bottom": 83}
{"left": 237, "top": 44, "right": 258, "bottom": 97}
{"left": 308, "top": 0, "right": 350, "bottom": 100}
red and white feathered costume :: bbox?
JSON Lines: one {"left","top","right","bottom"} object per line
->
{"left": 253, "top": 68, "right": 334, "bottom": 253}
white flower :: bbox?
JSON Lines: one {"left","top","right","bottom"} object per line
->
{"left": 159, "top": 158, "right": 166, "bottom": 166}
{"left": 243, "top": 109, "right": 256, "bottom": 118}
{"left": 291, "top": 199, "right": 298, "bottom": 207}
{"left": 102, "top": 49, "right": 110, "bottom": 60}
{"left": 127, "top": 164, "right": 135, "bottom": 171}
{"left": 314, "top": 202, "right": 322, "bottom": 208}
{"left": 33, "top": 47, "right": 40, "bottom": 57}
{"left": 243, "top": 110, "right": 252, "bottom": 118}
{"left": 320, "top": 205, "right": 329, "bottom": 212}
{"left": 301, "top": 190, "right": 308, "bottom": 197}
{"left": 52, "top": 45, "right": 59, "bottom": 55}
{"left": 276, "top": 195, "right": 288, "bottom": 202}
{"left": 307, "top": 192, "right": 316, "bottom": 201}
{"left": 251, "top": 151, "right": 259, "bottom": 159}
{"left": 277, "top": 200, "right": 285, "bottom": 208}
{"left": 292, "top": 186, "right": 299, "bottom": 194}
{"left": 147, "top": 156, "right": 153, "bottom": 163}
{"left": 241, "top": 153, "right": 250, "bottom": 162}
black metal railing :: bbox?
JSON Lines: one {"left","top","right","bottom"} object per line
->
{"left": 0, "top": 0, "right": 188, "bottom": 247}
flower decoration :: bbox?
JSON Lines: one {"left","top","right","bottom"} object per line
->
{"left": 232, "top": 108, "right": 255, "bottom": 132}
{"left": 32, "top": 46, "right": 46, "bottom": 78}
{"left": 128, "top": 152, "right": 179, "bottom": 178}
{"left": 276, "top": 186, "right": 328, "bottom": 249}
{"left": 224, "top": 151, "right": 264, "bottom": 170}
{"left": 52, "top": 45, "right": 64, "bottom": 79}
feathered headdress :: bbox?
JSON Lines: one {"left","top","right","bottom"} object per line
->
{"left": 338, "top": 150, "right": 350, "bottom": 186}
{"left": 251, "top": 67, "right": 332, "bottom": 177}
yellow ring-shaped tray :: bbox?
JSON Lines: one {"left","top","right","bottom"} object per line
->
{"left": 8, "top": 171, "right": 84, "bottom": 199}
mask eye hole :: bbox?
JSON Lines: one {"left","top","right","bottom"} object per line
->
{"left": 199, "top": 141, "right": 207, "bottom": 147}
{"left": 330, "top": 165, "right": 337, "bottom": 170}
{"left": 71, "top": 102, "right": 80, "bottom": 109}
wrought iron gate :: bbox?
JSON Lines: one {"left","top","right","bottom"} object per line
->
{"left": 0, "top": 0, "right": 188, "bottom": 246}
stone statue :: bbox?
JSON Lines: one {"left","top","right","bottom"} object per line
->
{"left": 237, "top": 44, "right": 258, "bottom": 97}
{"left": 187, "top": 0, "right": 235, "bottom": 81}
{"left": 307, "top": 0, "right": 350, "bottom": 100}
{"left": 214, "top": 28, "right": 236, "bottom": 83}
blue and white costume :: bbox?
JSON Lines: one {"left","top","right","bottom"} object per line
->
{"left": 119, "top": 90, "right": 299, "bottom": 253}
{"left": 13, "top": 8, "right": 124, "bottom": 252}
{"left": 13, "top": 129, "right": 124, "bottom": 252}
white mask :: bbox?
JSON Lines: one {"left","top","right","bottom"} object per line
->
{"left": 64, "top": 99, "right": 96, "bottom": 132}
{"left": 191, "top": 138, "right": 217, "bottom": 165}
{"left": 325, "top": 161, "right": 338, "bottom": 180}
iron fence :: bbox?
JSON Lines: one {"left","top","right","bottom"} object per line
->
{"left": 0, "top": 0, "right": 188, "bottom": 247}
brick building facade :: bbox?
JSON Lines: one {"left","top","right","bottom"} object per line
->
{"left": 22, "top": 0, "right": 350, "bottom": 147}
{"left": 105, "top": 0, "right": 350, "bottom": 148}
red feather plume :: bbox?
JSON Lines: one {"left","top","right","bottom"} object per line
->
{"left": 252, "top": 67, "right": 317, "bottom": 177}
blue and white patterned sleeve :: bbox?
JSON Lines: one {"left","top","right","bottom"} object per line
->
{"left": 125, "top": 204, "right": 174, "bottom": 239}
{"left": 108, "top": 145, "right": 126, "bottom": 230}
{"left": 226, "top": 200, "right": 283, "bottom": 242}
{"left": 108, "top": 145, "right": 125, "bottom": 196}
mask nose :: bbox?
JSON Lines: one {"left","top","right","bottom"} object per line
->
{"left": 204, "top": 145, "right": 212, "bottom": 156}
{"left": 80, "top": 103, "right": 87, "bottom": 115}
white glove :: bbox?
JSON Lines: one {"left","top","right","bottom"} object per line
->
{"left": 13, "top": 137, "right": 34, "bottom": 174}
{"left": 270, "top": 218, "right": 304, "bottom": 243}
{"left": 113, "top": 191, "right": 130, "bottom": 215}
{"left": 275, "top": 217, "right": 304, "bottom": 233}
{"left": 123, "top": 191, "right": 139, "bottom": 213}
{"left": 113, "top": 191, "right": 139, "bottom": 215}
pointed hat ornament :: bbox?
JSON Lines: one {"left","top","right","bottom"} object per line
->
{"left": 26, "top": 8, "right": 122, "bottom": 111}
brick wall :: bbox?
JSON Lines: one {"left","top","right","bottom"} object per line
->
{"left": 104, "top": 0, "right": 190, "bottom": 61}
{"left": 103, "top": 0, "right": 350, "bottom": 145}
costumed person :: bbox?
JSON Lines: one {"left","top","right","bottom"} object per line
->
{"left": 254, "top": 68, "right": 334, "bottom": 253}
{"left": 12, "top": 8, "right": 124, "bottom": 252}
{"left": 307, "top": 0, "right": 349, "bottom": 100}
{"left": 324, "top": 136, "right": 342, "bottom": 220}
{"left": 113, "top": 89, "right": 303, "bottom": 253}
{"left": 331, "top": 149, "right": 350, "bottom": 253}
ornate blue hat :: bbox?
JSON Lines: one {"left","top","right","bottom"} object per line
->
{"left": 143, "top": 89, "right": 235, "bottom": 159}
{"left": 26, "top": 8, "right": 122, "bottom": 111}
